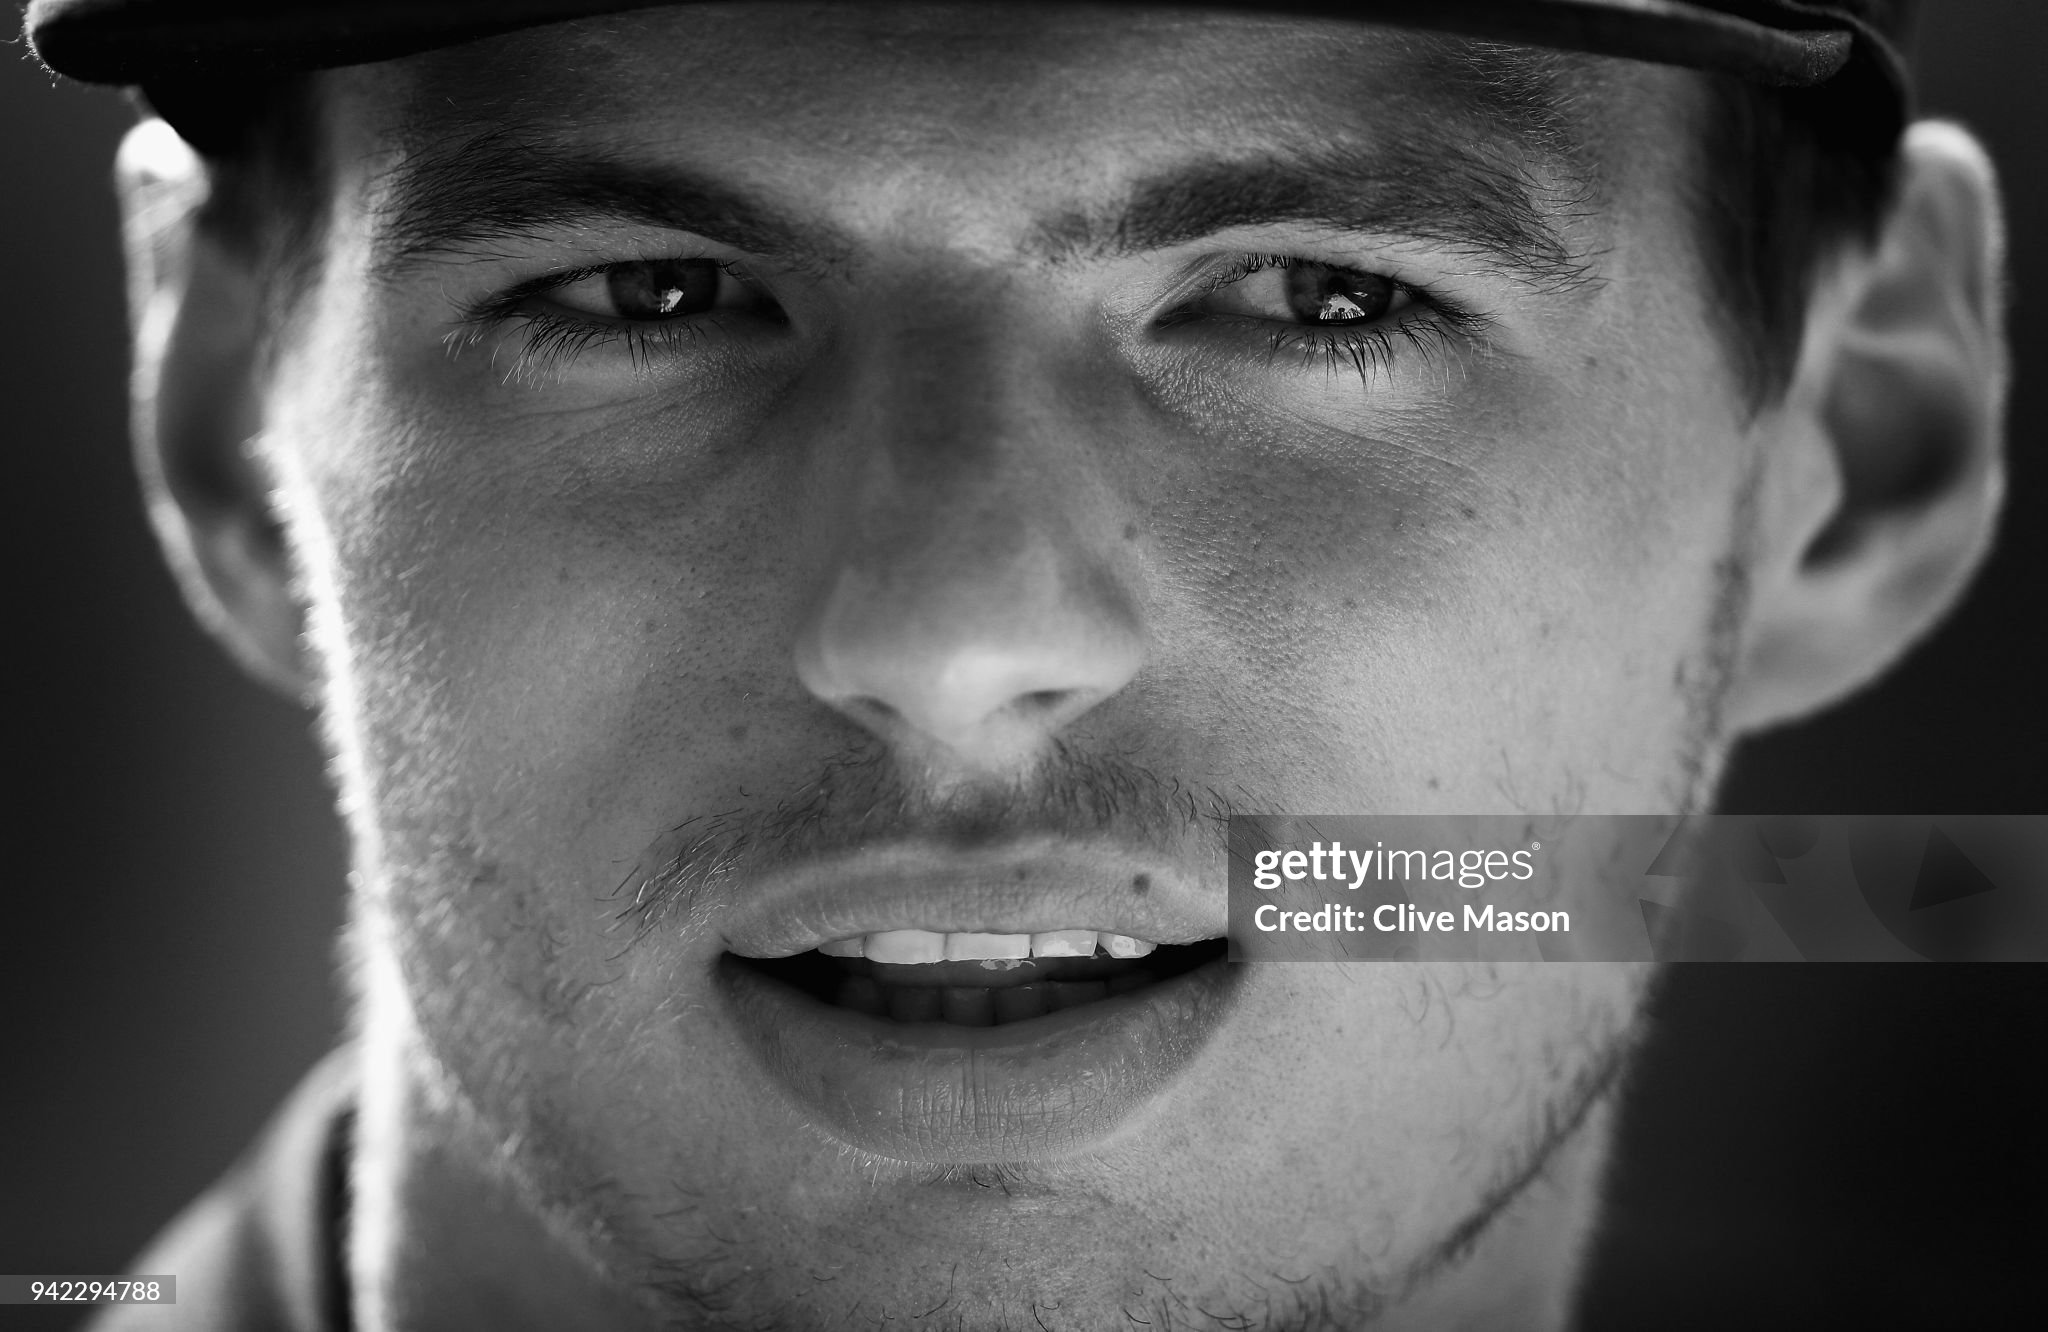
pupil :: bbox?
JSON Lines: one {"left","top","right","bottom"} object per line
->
{"left": 1287, "top": 266, "right": 1392, "bottom": 325}
{"left": 606, "top": 259, "right": 721, "bottom": 320}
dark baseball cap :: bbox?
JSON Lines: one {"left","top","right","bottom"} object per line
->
{"left": 22, "top": 0, "right": 1917, "bottom": 148}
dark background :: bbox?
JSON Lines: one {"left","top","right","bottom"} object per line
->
{"left": 4, "top": 4, "right": 2042, "bottom": 1327}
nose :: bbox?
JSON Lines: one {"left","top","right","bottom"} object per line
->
{"left": 791, "top": 322, "right": 1146, "bottom": 772}
{"left": 795, "top": 520, "right": 1145, "bottom": 768}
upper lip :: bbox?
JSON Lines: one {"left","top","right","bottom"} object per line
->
{"left": 717, "top": 835, "right": 1223, "bottom": 959}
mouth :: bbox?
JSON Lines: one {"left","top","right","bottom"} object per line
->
{"left": 709, "top": 841, "right": 1237, "bottom": 1162}
{"left": 735, "top": 929, "right": 1230, "bottom": 1026}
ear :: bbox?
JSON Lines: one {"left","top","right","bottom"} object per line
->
{"left": 1725, "top": 121, "right": 2008, "bottom": 734}
{"left": 117, "top": 119, "right": 309, "bottom": 699}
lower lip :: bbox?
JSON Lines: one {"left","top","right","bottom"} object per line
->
{"left": 716, "top": 951, "right": 1239, "bottom": 1162}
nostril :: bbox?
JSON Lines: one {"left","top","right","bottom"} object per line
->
{"left": 1020, "top": 689, "right": 1068, "bottom": 714}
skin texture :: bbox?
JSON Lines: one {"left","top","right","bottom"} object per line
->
{"left": 115, "top": 5, "right": 2007, "bottom": 1329}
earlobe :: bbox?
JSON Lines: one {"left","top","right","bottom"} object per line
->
{"left": 1725, "top": 121, "right": 2008, "bottom": 734}
{"left": 118, "top": 119, "right": 310, "bottom": 700}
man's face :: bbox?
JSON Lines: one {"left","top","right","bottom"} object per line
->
{"left": 270, "top": 4, "right": 1760, "bottom": 1324}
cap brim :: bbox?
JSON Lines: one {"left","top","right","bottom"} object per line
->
{"left": 25, "top": 0, "right": 1909, "bottom": 158}
{"left": 27, "top": 0, "right": 1866, "bottom": 87}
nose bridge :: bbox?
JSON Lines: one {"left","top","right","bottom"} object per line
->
{"left": 864, "top": 313, "right": 1052, "bottom": 544}
{"left": 793, "top": 298, "right": 1147, "bottom": 770}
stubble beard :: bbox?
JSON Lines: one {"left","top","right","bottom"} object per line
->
{"left": 324, "top": 464, "right": 1761, "bottom": 1332}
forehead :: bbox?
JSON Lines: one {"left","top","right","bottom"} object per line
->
{"left": 328, "top": 3, "right": 1650, "bottom": 257}
{"left": 362, "top": 3, "right": 1595, "bottom": 143}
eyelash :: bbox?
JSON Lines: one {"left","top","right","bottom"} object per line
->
{"left": 1178, "top": 253, "right": 1483, "bottom": 389}
{"left": 497, "top": 311, "right": 710, "bottom": 383}
{"left": 449, "top": 252, "right": 1482, "bottom": 387}
{"left": 448, "top": 260, "right": 739, "bottom": 384}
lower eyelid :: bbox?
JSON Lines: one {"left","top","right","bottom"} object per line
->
{"left": 444, "top": 308, "right": 720, "bottom": 386}
{"left": 1157, "top": 304, "right": 1472, "bottom": 389}
{"left": 1276, "top": 316, "right": 1469, "bottom": 383}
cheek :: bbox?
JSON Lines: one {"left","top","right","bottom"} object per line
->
{"left": 1134, "top": 333, "right": 1753, "bottom": 813}
{"left": 1084, "top": 960, "right": 1650, "bottom": 1277}
{"left": 270, "top": 316, "right": 817, "bottom": 903}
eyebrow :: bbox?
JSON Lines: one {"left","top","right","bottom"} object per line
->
{"left": 1034, "top": 143, "right": 1594, "bottom": 290}
{"left": 371, "top": 125, "right": 1594, "bottom": 294}
{"left": 370, "top": 130, "right": 851, "bottom": 278}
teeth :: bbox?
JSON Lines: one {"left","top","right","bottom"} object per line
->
{"left": 1029, "top": 929, "right": 1099, "bottom": 957}
{"left": 993, "top": 984, "right": 1050, "bottom": 1023}
{"left": 887, "top": 986, "right": 943, "bottom": 1023}
{"left": 816, "top": 928, "right": 1160, "bottom": 962}
{"left": 941, "top": 987, "right": 996, "bottom": 1026}
{"left": 863, "top": 930, "right": 945, "bottom": 964}
{"left": 944, "top": 932, "right": 1031, "bottom": 961}
{"left": 835, "top": 976, "right": 887, "bottom": 1016}
{"left": 1049, "top": 980, "right": 1108, "bottom": 1009}
{"left": 826, "top": 966, "right": 1166, "bottom": 1026}
{"left": 1107, "top": 968, "right": 1154, "bottom": 995}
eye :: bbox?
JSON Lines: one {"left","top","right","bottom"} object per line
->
{"left": 1186, "top": 257, "right": 1413, "bottom": 327}
{"left": 542, "top": 258, "right": 774, "bottom": 322}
